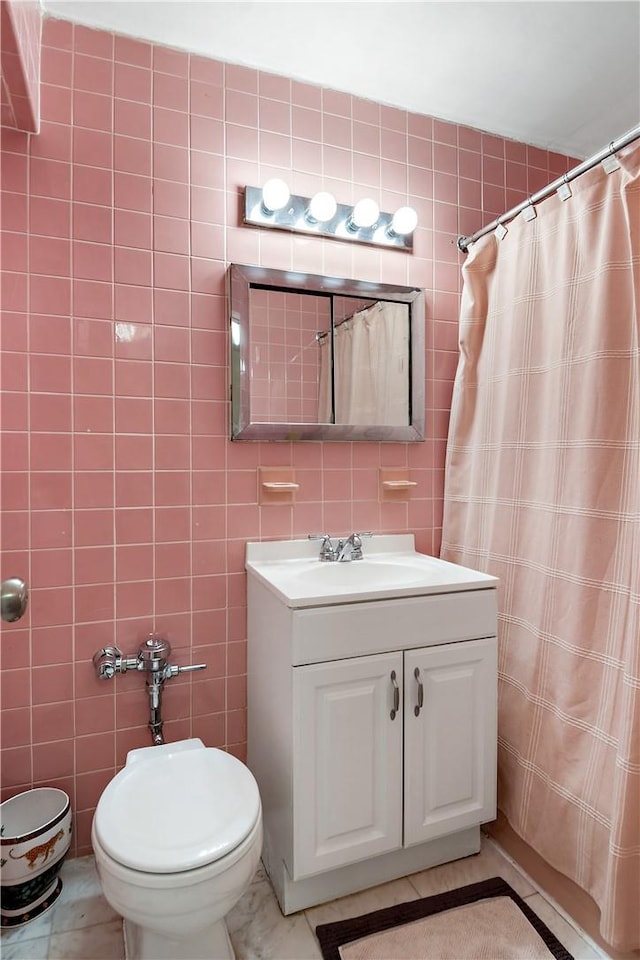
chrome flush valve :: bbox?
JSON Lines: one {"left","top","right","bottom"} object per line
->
{"left": 138, "top": 635, "right": 172, "bottom": 675}
{"left": 92, "top": 645, "right": 131, "bottom": 679}
{"left": 92, "top": 635, "right": 207, "bottom": 745}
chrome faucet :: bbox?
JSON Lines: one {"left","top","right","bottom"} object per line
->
{"left": 92, "top": 636, "right": 207, "bottom": 745}
{"left": 335, "top": 533, "right": 364, "bottom": 562}
{"left": 308, "top": 532, "right": 372, "bottom": 562}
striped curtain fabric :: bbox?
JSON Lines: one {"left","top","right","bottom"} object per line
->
{"left": 441, "top": 142, "right": 640, "bottom": 950}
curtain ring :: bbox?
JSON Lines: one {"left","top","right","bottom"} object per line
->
{"left": 609, "top": 140, "right": 616, "bottom": 155}
{"left": 562, "top": 173, "right": 569, "bottom": 184}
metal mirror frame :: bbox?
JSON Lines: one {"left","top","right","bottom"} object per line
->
{"left": 229, "top": 263, "right": 425, "bottom": 442}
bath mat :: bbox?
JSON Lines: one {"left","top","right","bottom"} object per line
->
{"left": 316, "top": 877, "right": 574, "bottom": 960}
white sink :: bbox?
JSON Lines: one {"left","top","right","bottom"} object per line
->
{"left": 291, "top": 559, "right": 428, "bottom": 589}
{"left": 245, "top": 535, "right": 498, "bottom": 608}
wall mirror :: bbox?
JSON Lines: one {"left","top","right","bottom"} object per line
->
{"left": 229, "top": 264, "right": 425, "bottom": 441}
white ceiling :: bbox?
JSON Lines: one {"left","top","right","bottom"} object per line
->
{"left": 43, "top": 1, "right": 640, "bottom": 159}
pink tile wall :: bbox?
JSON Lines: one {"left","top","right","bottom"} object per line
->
{"left": 0, "top": 0, "right": 41, "bottom": 132}
{"left": 0, "top": 17, "right": 577, "bottom": 855}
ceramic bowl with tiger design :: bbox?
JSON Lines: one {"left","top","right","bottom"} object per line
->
{"left": 1, "top": 787, "right": 72, "bottom": 926}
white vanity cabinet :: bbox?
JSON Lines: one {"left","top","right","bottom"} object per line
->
{"left": 293, "top": 637, "right": 496, "bottom": 880}
{"left": 402, "top": 639, "right": 496, "bottom": 845}
{"left": 293, "top": 651, "right": 404, "bottom": 878}
{"left": 246, "top": 536, "right": 498, "bottom": 915}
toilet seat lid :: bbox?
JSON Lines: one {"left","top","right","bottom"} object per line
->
{"left": 93, "top": 740, "right": 261, "bottom": 873}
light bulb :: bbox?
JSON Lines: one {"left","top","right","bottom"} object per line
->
{"left": 349, "top": 198, "right": 379, "bottom": 230}
{"left": 307, "top": 192, "right": 337, "bottom": 223}
{"left": 261, "top": 178, "right": 290, "bottom": 213}
{"left": 390, "top": 206, "right": 418, "bottom": 236}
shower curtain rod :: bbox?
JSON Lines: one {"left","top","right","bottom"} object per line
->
{"left": 316, "top": 300, "right": 377, "bottom": 342}
{"left": 457, "top": 122, "right": 640, "bottom": 252}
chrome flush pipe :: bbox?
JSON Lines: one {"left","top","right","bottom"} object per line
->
{"left": 139, "top": 637, "right": 172, "bottom": 745}
{"left": 147, "top": 680, "right": 164, "bottom": 746}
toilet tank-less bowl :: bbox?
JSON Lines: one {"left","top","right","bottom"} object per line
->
{"left": 91, "top": 739, "right": 262, "bottom": 960}
{"left": 91, "top": 816, "right": 262, "bottom": 941}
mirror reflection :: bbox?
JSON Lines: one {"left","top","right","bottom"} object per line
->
{"left": 320, "top": 298, "right": 410, "bottom": 426}
{"left": 248, "top": 289, "right": 331, "bottom": 424}
{"left": 229, "top": 265, "right": 425, "bottom": 442}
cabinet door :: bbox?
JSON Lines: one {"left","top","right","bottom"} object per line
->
{"left": 292, "top": 652, "right": 403, "bottom": 879}
{"left": 404, "top": 637, "right": 497, "bottom": 847}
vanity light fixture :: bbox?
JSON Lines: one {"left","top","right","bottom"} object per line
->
{"left": 244, "top": 182, "right": 417, "bottom": 251}
{"left": 306, "top": 191, "right": 338, "bottom": 224}
{"left": 389, "top": 205, "right": 419, "bottom": 237}
{"left": 261, "top": 177, "right": 291, "bottom": 213}
{"left": 347, "top": 197, "right": 380, "bottom": 231}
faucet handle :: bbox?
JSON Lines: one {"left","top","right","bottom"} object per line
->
{"left": 308, "top": 533, "right": 337, "bottom": 561}
{"left": 350, "top": 531, "right": 373, "bottom": 560}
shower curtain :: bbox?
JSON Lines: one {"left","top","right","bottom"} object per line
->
{"left": 441, "top": 143, "right": 640, "bottom": 950}
{"left": 318, "top": 302, "right": 409, "bottom": 424}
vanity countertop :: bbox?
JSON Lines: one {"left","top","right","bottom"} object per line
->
{"left": 246, "top": 535, "right": 498, "bottom": 609}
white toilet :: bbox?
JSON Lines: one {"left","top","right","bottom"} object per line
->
{"left": 91, "top": 738, "right": 262, "bottom": 960}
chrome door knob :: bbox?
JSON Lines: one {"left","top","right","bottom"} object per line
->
{"left": 1, "top": 577, "right": 28, "bottom": 622}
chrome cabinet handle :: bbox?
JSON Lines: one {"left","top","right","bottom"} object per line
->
{"left": 390, "top": 670, "right": 400, "bottom": 720}
{"left": 414, "top": 667, "right": 424, "bottom": 717}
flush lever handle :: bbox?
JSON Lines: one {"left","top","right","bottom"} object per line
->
{"left": 166, "top": 662, "right": 208, "bottom": 678}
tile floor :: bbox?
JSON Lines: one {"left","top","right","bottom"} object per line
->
{"left": 1, "top": 838, "right": 605, "bottom": 960}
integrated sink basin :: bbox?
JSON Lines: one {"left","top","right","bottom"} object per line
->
{"left": 246, "top": 534, "right": 498, "bottom": 608}
{"left": 290, "top": 559, "right": 428, "bottom": 589}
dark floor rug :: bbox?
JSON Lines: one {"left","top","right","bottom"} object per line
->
{"left": 315, "top": 876, "right": 574, "bottom": 960}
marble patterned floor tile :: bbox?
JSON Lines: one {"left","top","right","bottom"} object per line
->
{"left": 407, "top": 838, "right": 537, "bottom": 901}
{"left": 227, "top": 869, "right": 322, "bottom": 960}
{"left": 49, "top": 885, "right": 119, "bottom": 934}
{"left": 0, "top": 857, "right": 93, "bottom": 947}
{"left": 1, "top": 849, "right": 604, "bottom": 960}
{"left": 50, "top": 855, "right": 119, "bottom": 933}
{"left": 47, "top": 918, "right": 125, "bottom": 959}
{"left": 0, "top": 932, "right": 50, "bottom": 960}
{"left": 524, "top": 893, "right": 602, "bottom": 960}
{"left": 56, "top": 855, "right": 105, "bottom": 905}
{"left": 0, "top": 908, "right": 54, "bottom": 947}
{"left": 305, "top": 875, "right": 420, "bottom": 928}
